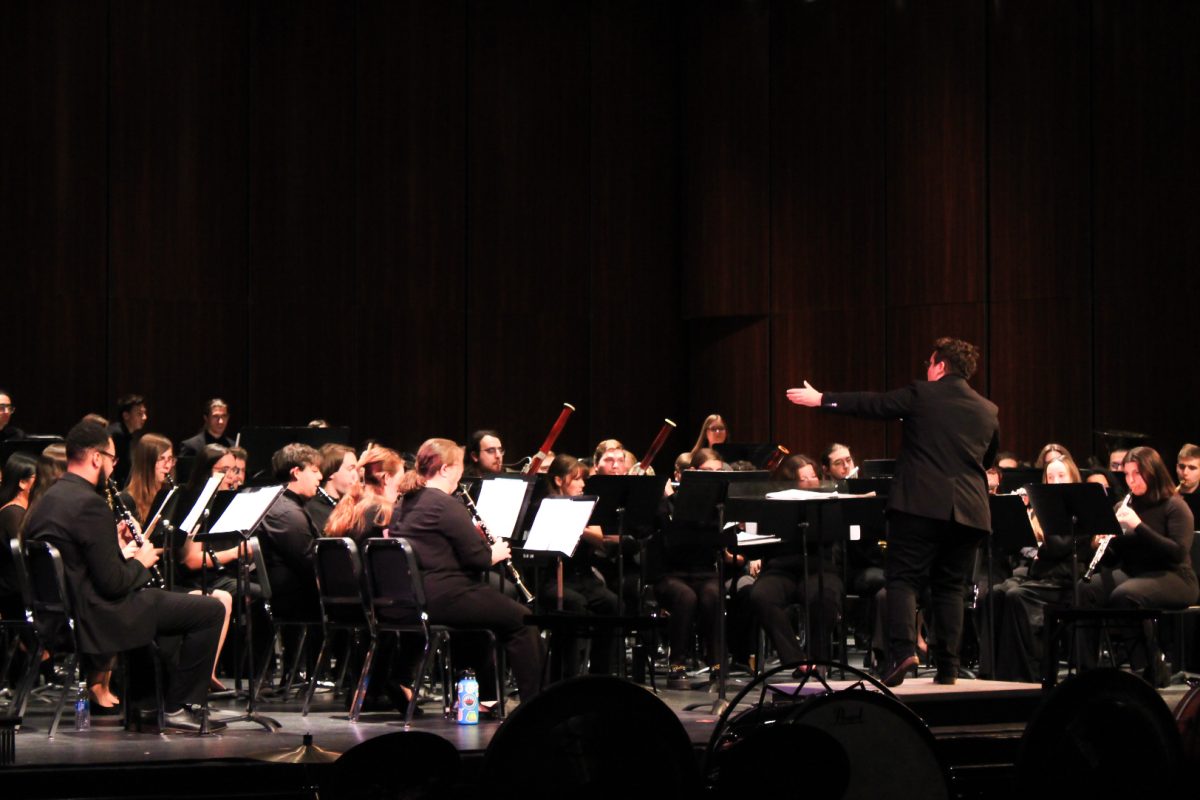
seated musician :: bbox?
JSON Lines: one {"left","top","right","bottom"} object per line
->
{"left": 178, "top": 398, "right": 234, "bottom": 457}
{"left": 0, "top": 453, "right": 38, "bottom": 621}
{"left": 389, "top": 438, "right": 541, "bottom": 704}
{"left": 1033, "top": 442, "right": 1074, "bottom": 470}
{"left": 539, "top": 453, "right": 618, "bottom": 676}
{"left": 24, "top": 421, "right": 224, "bottom": 730}
{"left": 307, "top": 443, "right": 358, "bottom": 533}
{"left": 324, "top": 445, "right": 404, "bottom": 544}
{"left": 227, "top": 446, "right": 248, "bottom": 491}
{"left": 654, "top": 449, "right": 727, "bottom": 683}
{"left": 106, "top": 393, "right": 147, "bottom": 488}
{"left": 595, "top": 444, "right": 629, "bottom": 476}
{"left": 990, "top": 455, "right": 1089, "bottom": 682}
{"left": 257, "top": 444, "right": 323, "bottom": 620}
{"left": 1078, "top": 447, "right": 1198, "bottom": 685}
{"left": 1178, "top": 444, "right": 1200, "bottom": 518}
{"left": 463, "top": 429, "right": 505, "bottom": 479}
{"left": 690, "top": 414, "right": 727, "bottom": 462}
{"left": 749, "top": 452, "right": 843, "bottom": 674}
{"left": 125, "top": 435, "right": 236, "bottom": 691}
{"left": 0, "top": 389, "right": 25, "bottom": 443}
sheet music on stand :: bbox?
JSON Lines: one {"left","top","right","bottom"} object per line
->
{"left": 179, "top": 474, "right": 225, "bottom": 535}
{"left": 523, "top": 496, "right": 597, "bottom": 557}
{"left": 207, "top": 485, "right": 286, "bottom": 538}
{"left": 475, "top": 476, "right": 534, "bottom": 540}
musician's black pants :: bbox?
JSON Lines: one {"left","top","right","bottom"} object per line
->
{"left": 885, "top": 512, "right": 982, "bottom": 671}
{"left": 992, "top": 577, "right": 1070, "bottom": 682}
{"left": 655, "top": 572, "right": 720, "bottom": 666}
{"left": 125, "top": 589, "right": 224, "bottom": 709}
{"left": 1075, "top": 567, "right": 1198, "bottom": 671}
{"left": 429, "top": 585, "right": 542, "bottom": 702}
{"left": 749, "top": 569, "right": 843, "bottom": 664}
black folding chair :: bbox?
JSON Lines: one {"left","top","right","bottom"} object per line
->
{"left": 302, "top": 537, "right": 371, "bottom": 716}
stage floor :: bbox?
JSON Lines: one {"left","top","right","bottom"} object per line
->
{"left": 4, "top": 673, "right": 1192, "bottom": 799}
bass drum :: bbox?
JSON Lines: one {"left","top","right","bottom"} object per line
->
{"left": 1174, "top": 680, "right": 1200, "bottom": 767}
{"left": 708, "top": 689, "right": 950, "bottom": 800}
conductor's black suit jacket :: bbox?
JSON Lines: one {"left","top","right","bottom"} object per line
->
{"left": 822, "top": 374, "right": 999, "bottom": 533}
{"left": 24, "top": 472, "right": 157, "bottom": 654}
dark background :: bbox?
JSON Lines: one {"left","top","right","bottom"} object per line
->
{"left": 2, "top": 0, "right": 1196, "bottom": 469}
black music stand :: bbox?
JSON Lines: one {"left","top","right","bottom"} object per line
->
{"left": 980, "top": 494, "right": 1038, "bottom": 676}
{"left": 195, "top": 485, "right": 287, "bottom": 732}
{"left": 584, "top": 475, "right": 669, "bottom": 615}
{"left": 1025, "top": 483, "right": 1122, "bottom": 682}
{"left": 725, "top": 485, "right": 848, "bottom": 682}
{"left": 667, "top": 471, "right": 769, "bottom": 711}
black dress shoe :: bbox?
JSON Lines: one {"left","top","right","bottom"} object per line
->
{"left": 881, "top": 654, "right": 920, "bottom": 688}
{"left": 934, "top": 670, "right": 957, "bottom": 685}
{"left": 89, "top": 700, "right": 122, "bottom": 717}
{"left": 162, "top": 706, "right": 227, "bottom": 733}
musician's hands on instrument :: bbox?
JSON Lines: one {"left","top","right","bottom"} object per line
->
{"left": 134, "top": 540, "right": 161, "bottom": 569}
{"left": 490, "top": 540, "right": 512, "bottom": 565}
{"left": 749, "top": 559, "right": 762, "bottom": 577}
{"left": 786, "top": 381, "right": 823, "bottom": 407}
{"left": 117, "top": 520, "right": 136, "bottom": 545}
{"left": 1091, "top": 534, "right": 1105, "bottom": 550}
{"left": 1115, "top": 504, "right": 1141, "bottom": 533}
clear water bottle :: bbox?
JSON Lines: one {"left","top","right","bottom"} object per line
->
{"left": 455, "top": 669, "right": 479, "bottom": 725}
{"left": 74, "top": 682, "right": 91, "bottom": 731}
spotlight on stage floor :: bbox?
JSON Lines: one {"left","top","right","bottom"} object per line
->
{"left": 484, "top": 675, "right": 700, "bottom": 799}
{"left": 1018, "top": 668, "right": 1182, "bottom": 796}
{"left": 703, "top": 661, "right": 951, "bottom": 800}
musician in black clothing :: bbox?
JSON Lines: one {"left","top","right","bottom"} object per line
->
{"left": 179, "top": 398, "right": 235, "bottom": 457}
{"left": 788, "top": 337, "right": 999, "bottom": 686}
{"left": 106, "top": 394, "right": 147, "bottom": 488}
{"left": 0, "top": 389, "right": 24, "bottom": 443}
{"left": 23, "top": 421, "right": 224, "bottom": 730}
{"left": 306, "top": 443, "right": 357, "bottom": 533}
{"left": 464, "top": 429, "right": 505, "bottom": 479}
{"left": 390, "top": 438, "right": 541, "bottom": 703}
{"left": 257, "top": 443, "right": 323, "bottom": 620}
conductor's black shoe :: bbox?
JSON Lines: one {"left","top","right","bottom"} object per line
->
{"left": 162, "top": 706, "right": 227, "bottom": 733}
{"left": 933, "top": 669, "right": 958, "bottom": 686}
{"left": 880, "top": 654, "right": 919, "bottom": 688}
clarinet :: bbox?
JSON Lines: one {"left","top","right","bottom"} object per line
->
{"left": 1083, "top": 494, "right": 1132, "bottom": 582}
{"left": 105, "top": 478, "right": 164, "bottom": 588}
{"left": 316, "top": 486, "right": 338, "bottom": 507}
{"left": 458, "top": 485, "right": 535, "bottom": 604}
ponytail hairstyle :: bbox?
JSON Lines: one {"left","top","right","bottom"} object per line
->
{"left": 397, "top": 438, "right": 464, "bottom": 496}
{"left": 325, "top": 446, "right": 403, "bottom": 536}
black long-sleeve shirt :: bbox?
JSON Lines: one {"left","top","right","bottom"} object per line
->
{"left": 1109, "top": 494, "right": 1196, "bottom": 578}
{"left": 389, "top": 487, "right": 491, "bottom": 604}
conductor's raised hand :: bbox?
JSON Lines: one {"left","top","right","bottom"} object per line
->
{"left": 786, "top": 381, "right": 823, "bottom": 407}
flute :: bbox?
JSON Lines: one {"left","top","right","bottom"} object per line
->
{"left": 458, "top": 485, "right": 535, "bottom": 604}
{"left": 1083, "top": 493, "right": 1132, "bottom": 581}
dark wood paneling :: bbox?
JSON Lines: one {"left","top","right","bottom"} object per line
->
{"left": 108, "top": 0, "right": 249, "bottom": 443}
{"left": 248, "top": 0, "right": 356, "bottom": 431}
{"left": 355, "top": 0, "right": 467, "bottom": 452}
{"left": 587, "top": 0, "right": 682, "bottom": 459}
{"left": 466, "top": 0, "right": 591, "bottom": 459}
{"left": 771, "top": 312, "right": 888, "bottom": 462}
{"left": 990, "top": 300, "right": 1092, "bottom": 462}
{"left": 989, "top": 0, "right": 1090, "bottom": 303}
{"left": 679, "top": 0, "right": 770, "bottom": 318}
{"left": 770, "top": 0, "right": 885, "bottom": 315}
{"left": 686, "top": 317, "right": 771, "bottom": 447}
{"left": 885, "top": 0, "right": 986, "bottom": 307}
{"left": 1092, "top": 0, "right": 1200, "bottom": 457}
{"left": 0, "top": 1, "right": 108, "bottom": 434}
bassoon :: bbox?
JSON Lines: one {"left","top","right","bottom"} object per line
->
{"left": 630, "top": 419, "right": 676, "bottom": 476}
{"left": 764, "top": 445, "right": 790, "bottom": 472}
{"left": 523, "top": 403, "right": 575, "bottom": 475}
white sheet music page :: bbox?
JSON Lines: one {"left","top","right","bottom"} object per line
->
{"left": 524, "top": 497, "right": 596, "bottom": 556}
{"left": 476, "top": 477, "right": 529, "bottom": 539}
{"left": 210, "top": 485, "right": 285, "bottom": 535}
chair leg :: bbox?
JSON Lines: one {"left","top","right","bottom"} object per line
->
{"left": 486, "top": 632, "right": 503, "bottom": 718}
{"left": 348, "top": 636, "right": 376, "bottom": 724}
{"left": 334, "top": 630, "right": 355, "bottom": 697}
{"left": 12, "top": 633, "right": 42, "bottom": 720}
{"left": 254, "top": 626, "right": 283, "bottom": 701}
{"left": 283, "top": 626, "right": 309, "bottom": 699}
{"left": 441, "top": 635, "right": 454, "bottom": 716}
{"left": 48, "top": 653, "right": 77, "bottom": 739}
{"left": 301, "top": 631, "right": 330, "bottom": 717}
{"left": 406, "top": 636, "right": 437, "bottom": 729}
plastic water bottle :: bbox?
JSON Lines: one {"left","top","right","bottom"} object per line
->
{"left": 74, "top": 683, "right": 91, "bottom": 731}
{"left": 455, "top": 669, "right": 479, "bottom": 725}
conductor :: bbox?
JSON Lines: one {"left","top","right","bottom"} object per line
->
{"left": 787, "top": 337, "right": 998, "bottom": 686}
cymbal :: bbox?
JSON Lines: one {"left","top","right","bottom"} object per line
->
{"left": 252, "top": 733, "right": 341, "bottom": 763}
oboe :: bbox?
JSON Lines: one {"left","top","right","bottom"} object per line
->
{"left": 1083, "top": 493, "right": 1132, "bottom": 581}
{"left": 106, "top": 478, "right": 164, "bottom": 588}
{"left": 458, "top": 485, "right": 534, "bottom": 604}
